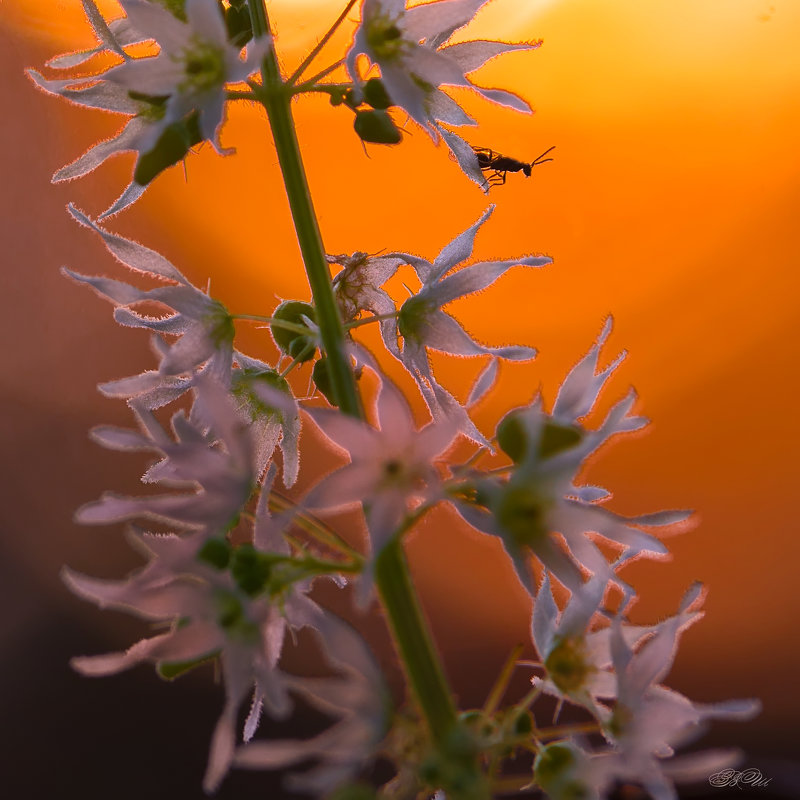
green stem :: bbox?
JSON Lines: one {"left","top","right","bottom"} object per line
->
{"left": 249, "top": 0, "right": 459, "bottom": 756}
{"left": 375, "top": 537, "right": 457, "bottom": 743}
{"left": 249, "top": 3, "right": 361, "bottom": 417}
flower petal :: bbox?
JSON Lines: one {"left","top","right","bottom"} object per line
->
{"left": 430, "top": 205, "right": 493, "bottom": 281}
{"left": 440, "top": 39, "right": 537, "bottom": 74}
{"left": 68, "top": 205, "right": 191, "bottom": 283}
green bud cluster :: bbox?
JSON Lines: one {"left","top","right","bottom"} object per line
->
{"left": 418, "top": 723, "right": 490, "bottom": 800}
{"left": 327, "top": 77, "right": 402, "bottom": 144}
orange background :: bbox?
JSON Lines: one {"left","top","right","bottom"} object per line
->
{"left": 2, "top": 0, "right": 799, "bottom": 792}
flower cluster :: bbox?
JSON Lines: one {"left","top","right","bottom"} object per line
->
{"left": 30, "top": 0, "right": 268, "bottom": 215}
{"left": 33, "top": 1, "right": 759, "bottom": 799}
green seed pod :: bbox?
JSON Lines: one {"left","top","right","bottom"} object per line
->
{"left": 312, "top": 357, "right": 338, "bottom": 406}
{"left": 533, "top": 743, "right": 590, "bottom": 800}
{"left": 270, "top": 300, "right": 317, "bottom": 363}
{"left": 363, "top": 77, "right": 392, "bottom": 109}
{"left": 354, "top": 109, "right": 402, "bottom": 145}
{"left": 225, "top": 4, "right": 253, "bottom": 47}
{"left": 511, "top": 708, "right": 534, "bottom": 737}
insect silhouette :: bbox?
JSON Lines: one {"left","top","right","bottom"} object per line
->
{"left": 472, "top": 145, "right": 555, "bottom": 187}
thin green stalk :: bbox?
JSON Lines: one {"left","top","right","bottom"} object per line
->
{"left": 279, "top": 352, "right": 306, "bottom": 378}
{"left": 345, "top": 310, "right": 399, "bottom": 330}
{"left": 291, "top": 61, "right": 347, "bottom": 94}
{"left": 249, "top": 2, "right": 361, "bottom": 417}
{"left": 249, "top": 0, "right": 460, "bottom": 759}
{"left": 375, "top": 537, "right": 457, "bottom": 743}
{"left": 286, "top": 0, "right": 357, "bottom": 85}
{"left": 232, "top": 313, "right": 312, "bottom": 336}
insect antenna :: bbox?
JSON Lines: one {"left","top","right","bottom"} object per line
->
{"left": 530, "top": 145, "right": 556, "bottom": 167}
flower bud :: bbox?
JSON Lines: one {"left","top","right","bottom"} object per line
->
{"left": 533, "top": 743, "right": 590, "bottom": 800}
{"left": 497, "top": 411, "right": 583, "bottom": 463}
{"left": 312, "top": 357, "right": 337, "bottom": 406}
{"left": 270, "top": 300, "right": 317, "bottom": 362}
{"left": 225, "top": 4, "right": 253, "bottom": 47}
{"left": 354, "top": 110, "right": 402, "bottom": 144}
{"left": 363, "top": 77, "right": 392, "bottom": 110}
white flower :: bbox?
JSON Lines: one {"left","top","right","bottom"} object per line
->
{"left": 533, "top": 740, "right": 618, "bottom": 800}
{"left": 305, "top": 374, "right": 457, "bottom": 553}
{"left": 600, "top": 586, "right": 761, "bottom": 800}
{"left": 384, "top": 206, "right": 550, "bottom": 443}
{"left": 76, "top": 376, "right": 254, "bottom": 536}
{"left": 329, "top": 250, "right": 404, "bottom": 323}
{"left": 107, "top": 0, "right": 266, "bottom": 153}
{"left": 64, "top": 205, "right": 235, "bottom": 386}
{"left": 346, "top": 0, "right": 536, "bottom": 135}
{"left": 65, "top": 208, "right": 302, "bottom": 486}
{"left": 63, "top": 521, "right": 322, "bottom": 793}
{"left": 27, "top": 72, "right": 161, "bottom": 215}
{"left": 32, "top": 0, "right": 268, "bottom": 215}
{"left": 230, "top": 351, "right": 302, "bottom": 487}
{"left": 454, "top": 322, "right": 688, "bottom": 595}
{"left": 530, "top": 575, "right": 701, "bottom": 718}
{"left": 44, "top": 0, "right": 145, "bottom": 70}
{"left": 235, "top": 614, "right": 388, "bottom": 793}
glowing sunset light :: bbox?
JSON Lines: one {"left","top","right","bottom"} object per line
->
{"left": 3, "top": 1, "right": 799, "bottom": 786}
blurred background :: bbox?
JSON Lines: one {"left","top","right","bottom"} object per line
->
{"left": 1, "top": 0, "right": 799, "bottom": 797}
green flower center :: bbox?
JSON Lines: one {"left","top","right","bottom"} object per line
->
{"left": 398, "top": 295, "right": 434, "bottom": 343}
{"left": 177, "top": 38, "right": 226, "bottom": 93}
{"left": 378, "top": 456, "right": 423, "bottom": 492}
{"left": 607, "top": 704, "right": 633, "bottom": 739}
{"left": 544, "top": 636, "right": 595, "bottom": 694}
{"left": 494, "top": 484, "right": 551, "bottom": 548}
{"left": 366, "top": 13, "right": 407, "bottom": 61}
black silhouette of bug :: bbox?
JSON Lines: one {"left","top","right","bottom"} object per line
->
{"left": 472, "top": 145, "right": 555, "bottom": 187}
